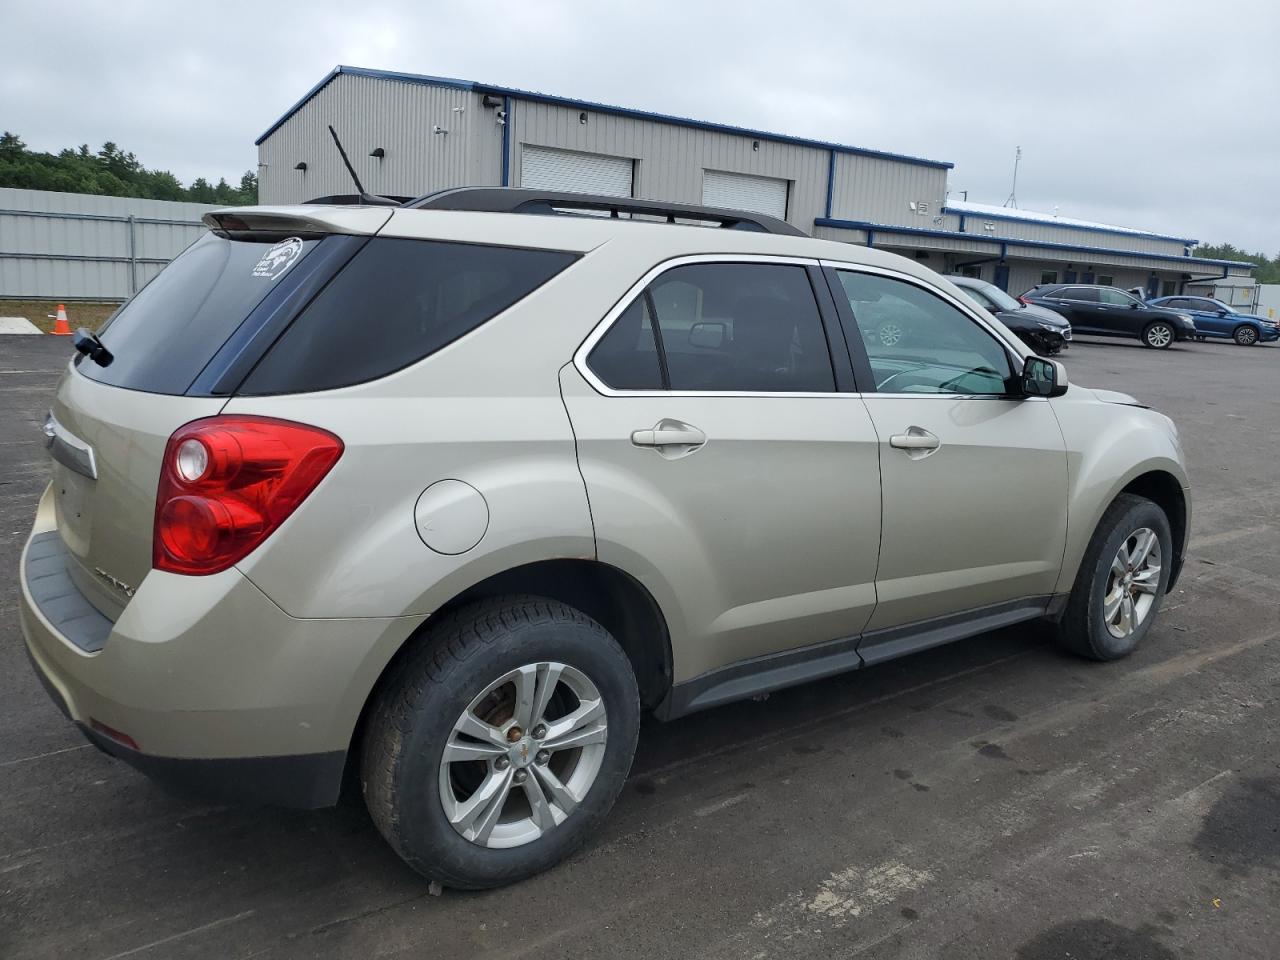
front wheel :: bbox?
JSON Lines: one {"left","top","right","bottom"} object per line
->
{"left": 1142, "top": 322, "right": 1174, "bottom": 349}
{"left": 1233, "top": 325, "right": 1259, "bottom": 346}
{"left": 361, "top": 596, "right": 640, "bottom": 889}
{"left": 1058, "top": 494, "right": 1173, "bottom": 661}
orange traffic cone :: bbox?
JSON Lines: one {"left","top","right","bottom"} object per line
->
{"left": 49, "top": 304, "right": 73, "bottom": 336}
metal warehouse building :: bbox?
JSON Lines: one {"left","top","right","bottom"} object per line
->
{"left": 257, "top": 66, "right": 1256, "bottom": 296}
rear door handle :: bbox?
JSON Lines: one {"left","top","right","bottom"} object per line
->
{"left": 631, "top": 419, "right": 706, "bottom": 458}
{"left": 889, "top": 427, "right": 940, "bottom": 460}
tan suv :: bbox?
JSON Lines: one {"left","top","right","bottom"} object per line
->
{"left": 19, "top": 188, "right": 1189, "bottom": 888}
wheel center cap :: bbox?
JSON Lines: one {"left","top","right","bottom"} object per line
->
{"left": 508, "top": 738, "right": 534, "bottom": 769}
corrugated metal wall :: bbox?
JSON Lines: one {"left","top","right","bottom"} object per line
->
{"left": 829, "top": 153, "right": 949, "bottom": 226}
{"left": 257, "top": 74, "right": 501, "bottom": 203}
{"left": 949, "top": 213, "right": 1187, "bottom": 257}
{"left": 0, "top": 188, "right": 215, "bottom": 300}
{"left": 509, "top": 100, "right": 831, "bottom": 229}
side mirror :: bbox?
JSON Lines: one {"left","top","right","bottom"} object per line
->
{"left": 1130, "top": 301, "right": 1142, "bottom": 309}
{"left": 689, "top": 321, "right": 726, "bottom": 349}
{"left": 985, "top": 302, "right": 1000, "bottom": 314}
{"left": 1021, "top": 356, "right": 1068, "bottom": 398}
{"left": 1217, "top": 309, "right": 1229, "bottom": 316}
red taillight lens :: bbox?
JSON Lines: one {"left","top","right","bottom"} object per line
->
{"left": 1018, "top": 295, "right": 1031, "bottom": 305}
{"left": 154, "top": 416, "right": 343, "bottom": 575}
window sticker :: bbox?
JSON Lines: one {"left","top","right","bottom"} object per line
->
{"left": 252, "top": 237, "right": 304, "bottom": 279}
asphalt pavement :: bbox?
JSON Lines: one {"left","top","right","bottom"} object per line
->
{"left": 1, "top": 334, "right": 1277, "bottom": 959}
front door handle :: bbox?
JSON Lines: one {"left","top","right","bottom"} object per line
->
{"left": 889, "top": 426, "right": 940, "bottom": 460}
{"left": 631, "top": 419, "right": 706, "bottom": 459}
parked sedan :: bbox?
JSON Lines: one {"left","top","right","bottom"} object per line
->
{"left": 1022, "top": 284, "right": 1197, "bottom": 349}
{"left": 948, "top": 276, "right": 1071, "bottom": 355}
{"left": 1147, "top": 295, "right": 1279, "bottom": 346}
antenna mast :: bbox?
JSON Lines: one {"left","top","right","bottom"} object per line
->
{"left": 1003, "top": 146, "right": 1021, "bottom": 209}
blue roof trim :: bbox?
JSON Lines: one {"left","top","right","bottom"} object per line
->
{"left": 941, "top": 205, "right": 1197, "bottom": 245}
{"left": 814, "top": 218, "right": 1258, "bottom": 271}
{"left": 256, "top": 65, "right": 955, "bottom": 169}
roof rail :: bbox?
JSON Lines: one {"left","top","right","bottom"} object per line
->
{"left": 404, "top": 187, "right": 808, "bottom": 237}
{"left": 303, "top": 193, "right": 410, "bottom": 206}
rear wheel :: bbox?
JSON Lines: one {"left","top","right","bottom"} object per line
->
{"left": 1233, "top": 325, "right": 1258, "bottom": 346}
{"left": 1058, "top": 494, "right": 1172, "bottom": 661}
{"left": 361, "top": 596, "right": 640, "bottom": 889}
{"left": 1142, "top": 322, "right": 1174, "bottom": 349}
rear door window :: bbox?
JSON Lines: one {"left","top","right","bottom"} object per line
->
{"left": 80, "top": 233, "right": 320, "bottom": 394}
{"left": 1062, "top": 287, "right": 1099, "bottom": 302}
{"left": 240, "top": 238, "right": 578, "bottom": 394}
{"left": 584, "top": 262, "right": 836, "bottom": 393}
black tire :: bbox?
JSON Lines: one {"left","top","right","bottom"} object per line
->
{"left": 1058, "top": 493, "right": 1173, "bottom": 661}
{"left": 361, "top": 596, "right": 640, "bottom": 889}
{"left": 1142, "top": 322, "right": 1175, "bottom": 349}
{"left": 1233, "top": 325, "right": 1258, "bottom": 346}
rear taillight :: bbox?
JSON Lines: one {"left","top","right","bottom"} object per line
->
{"left": 153, "top": 416, "right": 343, "bottom": 575}
{"left": 1018, "top": 295, "right": 1031, "bottom": 305}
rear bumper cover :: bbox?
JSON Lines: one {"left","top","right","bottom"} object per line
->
{"left": 18, "top": 484, "right": 423, "bottom": 808}
{"left": 26, "top": 642, "right": 344, "bottom": 808}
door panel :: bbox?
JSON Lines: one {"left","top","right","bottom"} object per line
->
{"left": 861, "top": 395, "right": 1067, "bottom": 633}
{"left": 824, "top": 265, "right": 1069, "bottom": 639}
{"left": 560, "top": 367, "right": 882, "bottom": 683}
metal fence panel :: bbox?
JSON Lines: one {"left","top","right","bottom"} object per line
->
{"left": 0, "top": 188, "right": 221, "bottom": 300}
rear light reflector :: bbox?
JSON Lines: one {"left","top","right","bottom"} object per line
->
{"left": 90, "top": 719, "right": 140, "bottom": 751}
{"left": 1017, "top": 295, "right": 1031, "bottom": 305}
{"left": 153, "top": 416, "right": 343, "bottom": 575}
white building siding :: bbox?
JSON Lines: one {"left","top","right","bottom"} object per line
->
{"left": 829, "top": 153, "right": 949, "bottom": 227}
{"left": 508, "top": 99, "right": 830, "bottom": 230}
{"left": 257, "top": 74, "right": 502, "bottom": 204}
{"left": 946, "top": 210, "right": 1188, "bottom": 257}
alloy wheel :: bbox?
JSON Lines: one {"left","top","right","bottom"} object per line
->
{"left": 439, "top": 662, "right": 607, "bottom": 849}
{"left": 1236, "top": 327, "right": 1257, "bottom": 346}
{"left": 1103, "top": 527, "right": 1161, "bottom": 639}
{"left": 1146, "top": 324, "right": 1173, "bottom": 348}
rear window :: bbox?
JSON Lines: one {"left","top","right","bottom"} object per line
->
{"left": 239, "top": 238, "right": 578, "bottom": 394}
{"left": 80, "top": 233, "right": 320, "bottom": 394}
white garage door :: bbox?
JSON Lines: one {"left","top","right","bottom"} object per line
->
{"left": 702, "top": 170, "right": 789, "bottom": 219}
{"left": 521, "top": 146, "right": 633, "bottom": 197}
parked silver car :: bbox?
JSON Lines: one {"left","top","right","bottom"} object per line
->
{"left": 20, "top": 189, "right": 1189, "bottom": 888}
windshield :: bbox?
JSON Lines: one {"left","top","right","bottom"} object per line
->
{"left": 980, "top": 284, "right": 1023, "bottom": 311}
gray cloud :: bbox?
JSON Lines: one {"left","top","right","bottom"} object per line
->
{"left": 3, "top": 0, "right": 1276, "bottom": 250}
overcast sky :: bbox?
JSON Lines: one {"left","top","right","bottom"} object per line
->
{"left": 3, "top": 1, "right": 1277, "bottom": 251}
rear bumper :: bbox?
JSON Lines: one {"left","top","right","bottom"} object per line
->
{"left": 19, "top": 484, "right": 423, "bottom": 808}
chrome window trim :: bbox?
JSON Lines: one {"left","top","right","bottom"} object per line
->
{"left": 572, "top": 252, "right": 1036, "bottom": 403}
{"left": 572, "top": 253, "right": 851, "bottom": 399}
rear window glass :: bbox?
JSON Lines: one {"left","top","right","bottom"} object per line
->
{"left": 80, "top": 233, "right": 319, "bottom": 394}
{"left": 239, "top": 238, "right": 578, "bottom": 394}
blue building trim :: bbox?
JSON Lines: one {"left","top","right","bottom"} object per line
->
{"left": 256, "top": 65, "right": 954, "bottom": 169}
{"left": 501, "top": 96, "right": 511, "bottom": 187}
{"left": 824, "top": 150, "right": 835, "bottom": 219}
{"left": 941, "top": 205, "right": 1197, "bottom": 245}
{"left": 814, "top": 217, "right": 1257, "bottom": 271}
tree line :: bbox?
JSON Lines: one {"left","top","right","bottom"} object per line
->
{"left": 1190, "top": 243, "right": 1280, "bottom": 284}
{"left": 0, "top": 132, "right": 256, "bottom": 205}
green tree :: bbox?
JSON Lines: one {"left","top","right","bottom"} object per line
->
{"left": 0, "top": 132, "right": 257, "bottom": 205}
{"left": 1193, "top": 243, "right": 1280, "bottom": 284}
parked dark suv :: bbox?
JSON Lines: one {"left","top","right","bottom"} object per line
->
{"left": 1021, "top": 284, "right": 1196, "bottom": 349}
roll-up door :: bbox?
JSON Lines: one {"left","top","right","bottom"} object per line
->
{"left": 702, "top": 170, "right": 789, "bottom": 218}
{"left": 521, "top": 146, "right": 633, "bottom": 197}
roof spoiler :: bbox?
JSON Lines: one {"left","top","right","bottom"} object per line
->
{"left": 202, "top": 206, "right": 394, "bottom": 239}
